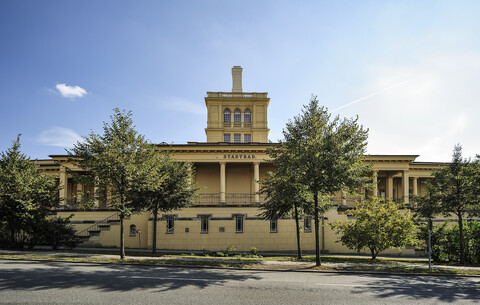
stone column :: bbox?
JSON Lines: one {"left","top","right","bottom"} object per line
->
{"left": 253, "top": 162, "right": 260, "bottom": 203}
{"left": 94, "top": 186, "right": 100, "bottom": 207}
{"left": 59, "top": 167, "right": 68, "bottom": 204}
{"left": 77, "top": 184, "right": 83, "bottom": 202}
{"left": 372, "top": 170, "right": 378, "bottom": 197}
{"left": 386, "top": 175, "right": 393, "bottom": 199}
{"left": 220, "top": 162, "right": 226, "bottom": 204}
{"left": 413, "top": 177, "right": 418, "bottom": 196}
{"left": 402, "top": 170, "right": 410, "bottom": 204}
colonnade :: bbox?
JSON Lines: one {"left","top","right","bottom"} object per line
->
{"left": 219, "top": 161, "right": 260, "bottom": 204}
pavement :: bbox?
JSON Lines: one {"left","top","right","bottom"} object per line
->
{"left": 1, "top": 247, "right": 479, "bottom": 275}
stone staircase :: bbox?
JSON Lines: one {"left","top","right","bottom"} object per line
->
{"left": 76, "top": 212, "right": 122, "bottom": 244}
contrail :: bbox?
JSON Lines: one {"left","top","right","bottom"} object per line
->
{"left": 332, "top": 78, "right": 414, "bottom": 112}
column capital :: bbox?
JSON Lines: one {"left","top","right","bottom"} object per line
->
{"left": 219, "top": 161, "right": 226, "bottom": 165}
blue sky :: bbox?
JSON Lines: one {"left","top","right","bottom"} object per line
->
{"left": 1, "top": 0, "right": 479, "bottom": 161}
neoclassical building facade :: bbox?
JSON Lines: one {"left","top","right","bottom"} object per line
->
{"left": 37, "top": 66, "right": 442, "bottom": 254}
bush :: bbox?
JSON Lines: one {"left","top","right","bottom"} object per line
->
{"left": 250, "top": 247, "right": 257, "bottom": 255}
{"left": 28, "top": 216, "right": 80, "bottom": 250}
{"left": 418, "top": 220, "right": 480, "bottom": 265}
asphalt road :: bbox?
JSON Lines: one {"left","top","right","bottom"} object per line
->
{"left": 0, "top": 259, "right": 479, "bottom": 304}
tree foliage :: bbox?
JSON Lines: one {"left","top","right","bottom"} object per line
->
{"left": 0, "top": 136, "right": 59, "bottom": 248}
{"left": 69, "top": 109, "right": 157, "bottom": 259}
{"left": 133, "top": 151, "right": 198, "bottom": 254}
{"left": 414, "top": 145, "right": 480, "bottom": 264}
{"left": 331, "top": 198, "right": 417, "bottom": 259}
{"left": 259, "top": 166, "right": 311, "bottom": 259}
{"left": 272, "top": 96, "right": 371, "bottom": 266}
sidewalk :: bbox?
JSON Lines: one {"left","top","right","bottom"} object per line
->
{"left": 1, "top": 248, "right": 479, "bottom": 276}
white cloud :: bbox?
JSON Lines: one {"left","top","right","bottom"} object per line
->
{"left": 38, "top": 127, "right": 82, "bottom": 148}
{"left": 55, "top": 83, "right": 87, "bottom": 98}
{"left": 158, "top": 97, "right": 206, "bottom": 115}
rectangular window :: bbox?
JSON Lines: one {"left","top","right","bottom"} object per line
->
{"left": 234, "top": 134, "right": 241, "bottom": 143}
{"left": 166, "top": 217, "right": 174, "bottom": 234}
{"left": 200, "top": 216, "right": 209, "bottom": 233}
{"left": 270, "top": 220, "right": 278, "bottom": 233}
{"left": 304, "top": 217, "right": 312, "bottom": 233}
{"left": 223, "top": 134, "right": 231, "bottom": 142}
{"left": 244, "top": 134, "right": 251, "bottom": 143}
{"left": 235, "top": 216, "right": 244, "bottom": 233}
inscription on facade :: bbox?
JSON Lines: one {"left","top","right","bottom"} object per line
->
{"left": 223, "top": 154, "right": 256, "bottom": 159}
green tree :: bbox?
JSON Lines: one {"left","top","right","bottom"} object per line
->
{"left": 259, "top": 166, "right": 310, "bottom": 259}
{"left": 69, "top": 109, "right": 157, "bottom": 259}
{"left": 278, "top": 96, "right": 371, "bottom": 266}
{"left": 134, "top": 152, "right": 198, "bottom": 254}
{"left": 414, "top": 145, "right": 480, "bottom": 264}
{"left": 331, "top": 198, "right": 417, "bottom": 259}
{"left": 0, "top": 135, "right": 59, "bottom": 248}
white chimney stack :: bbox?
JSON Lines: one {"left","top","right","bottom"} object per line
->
{"left": 232, "top": 66, "right": 243, "bottom": 92}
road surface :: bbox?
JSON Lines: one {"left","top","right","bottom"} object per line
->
{"left": 0, "top": 259, "right": 478, "bottom": 304}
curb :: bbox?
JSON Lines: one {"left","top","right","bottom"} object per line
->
{"left": 1, "top": 256, "right": 480, "bottom": 278}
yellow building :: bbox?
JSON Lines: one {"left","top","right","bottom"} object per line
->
{"left": 38, "top": 66, "right": 442, "bottom": 254}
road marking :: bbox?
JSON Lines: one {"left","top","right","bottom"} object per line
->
{"left": 118, "top": 275, "right": 218, "bottom": 282}
{"left": 317, "top": 283, "right": 370, "bottom": 287}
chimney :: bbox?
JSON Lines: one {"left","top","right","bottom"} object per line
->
{"left": 232, "top": 66, "right": 243, "bottom": 92}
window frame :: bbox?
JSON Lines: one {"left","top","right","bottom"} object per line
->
{"left": 235, "top": 216, "right": 244, "bottom": 233}
{"left": 270, "top": 220, "right": 278, "bottom": 233}
{"left": 166, "top": 217, "right": 174, "bottom": 234}
{"left": 223, "top": 109, "right": 231, "bottom": 123}
{"left": 129, "top": 224, "right": 137, "bottom": 237}
{"left": 200, "top": 216, "right": 209, "bottom": 234}
{"left": 234, "top": 133, "right": 241, "bottom": 143}
{"left": 304, "top": 216, "right": 312, "bottom": 233}
{"left": 244, "top": 134, "right": 251, "bottom": 143}
{"left": 244, "top": 109, "right": 252, "bottom": 123}
{"left": 223, "top": 134, "right": 231, "bottom": 142}
{"left": 234, "top": 109, "right": 242, "bottom": 123}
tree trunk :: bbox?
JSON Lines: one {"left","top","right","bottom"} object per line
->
{"left": 294, "top": 204, "right": 302, "bottom": 260}
{"left": 458, "top": 212, "right": 464, "bottom": 265}
{"left": 152, "top": 204, "right": 158, "bottom": 255}
{"left": 314, "top": 192, "right": 321, "bottom": 266}
{"left": 120, "top": 213, "right": 125, "bottom": 260}
{"left": 370, "top": 248, "right": 376, "bottom": 260}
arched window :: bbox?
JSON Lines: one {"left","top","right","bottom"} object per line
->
{"left": 234, "top": 109, "right": 242, "bottom": 123}
{"left": 223, "top": 109, "right": 231, "bottom": 123}
{"left": 244, "top": 109, "right": 252, "bottom": 123}
{"left": 129, "top": 224, "right": 137, "bottom": 236}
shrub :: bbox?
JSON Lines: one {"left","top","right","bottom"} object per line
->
{"left": 250, "top": 247, "right": 257, "bottom": 255}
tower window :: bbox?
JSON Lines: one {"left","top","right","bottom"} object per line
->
{"left": 224, "top": 109, "right": 231, "bottom": 123}
{"left": 244, "top": 134, "right": 251, "bottom": 143}
{"left": 244, "top": 109, "right": 251, "bottom": 123}
{"left": 234, "top": 134, "right": 241, "bottom": 143}
{"left": 224, "top": 134, "right": 231, "bottom": 142}
{"left": 234, "top": 109, "right": 241, "bottom": 123}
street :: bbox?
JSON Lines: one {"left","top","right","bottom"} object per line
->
{"left": 0, "top": 259, "right": 479, "bottom": 304}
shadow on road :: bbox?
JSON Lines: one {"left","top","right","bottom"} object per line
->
{"left": 350, "top": 273, "right": 480, "bottom": 302}
{"left": 0, "top": 260, "right": 261, "bottom": 292}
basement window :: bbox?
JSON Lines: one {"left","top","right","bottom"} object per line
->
{"left": 235, "top": 216, "right": 244, "bottom": 233}
{"left": 166, "top": 217, "right": 174, "bottom": 234}
{"left": 304, "top": 217, "right": 312, "bottom": 233}
{"left": 129, "top": 225, "right": 137, "bottom": 237}
{"left": 200, "top": 216, "right": 209, "bottom": 233}
{"left": 270, "top": 220, "right": 278, "bottom": 233}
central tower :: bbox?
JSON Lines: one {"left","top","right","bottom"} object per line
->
{"left": 204, "top": 66, "right": 270, "bottom": 143}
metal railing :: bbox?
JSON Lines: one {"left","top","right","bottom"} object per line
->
{"left": 195, "top": 193, "right": 265, "bottom": 205}
{"left": 75, "top": 212, "right": 120, "bottom": 238}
